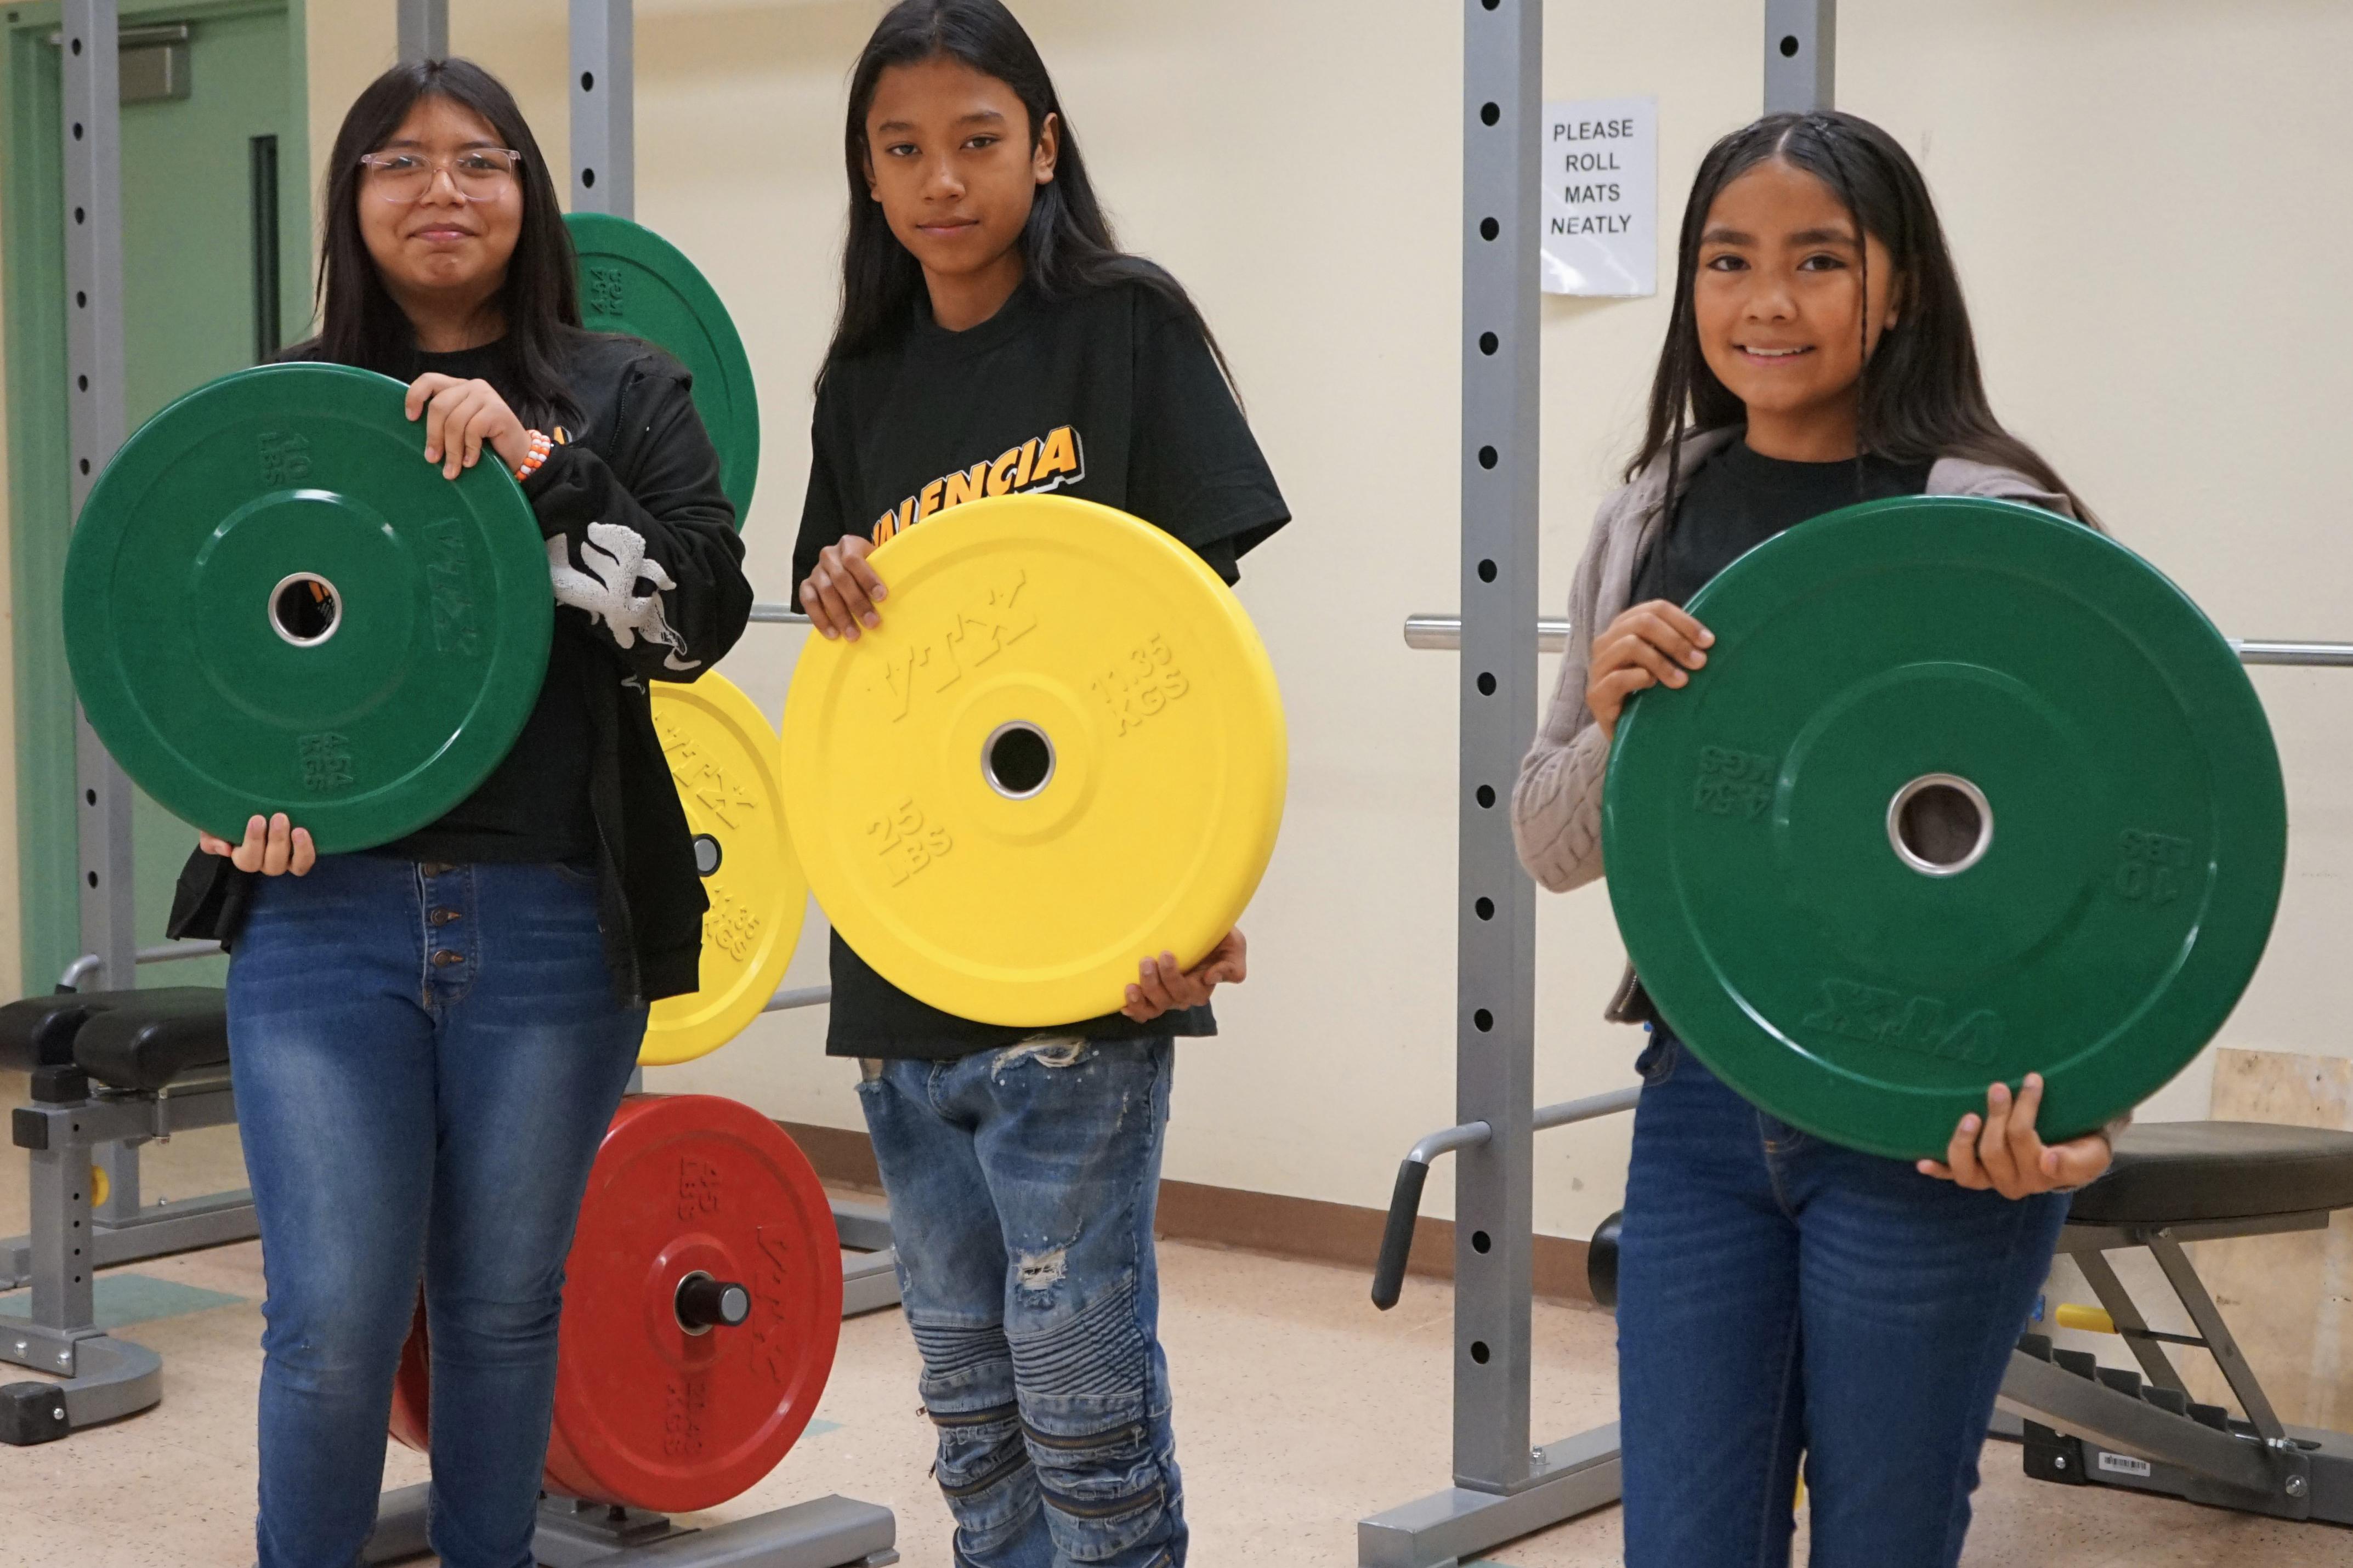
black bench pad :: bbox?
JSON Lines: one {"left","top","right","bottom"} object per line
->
{"left": 2067, "top": 1121, "right": 2353, "bottom": 1228}
{"left": 0, "top": 992, "right": 115, "bottom": 1070}
{"left": 0, "top": 988, "right": 228, "bottom": 1090}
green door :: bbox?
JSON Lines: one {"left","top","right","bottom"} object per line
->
{"left": 3, "top": 2, "right": 308, "bottom": 992}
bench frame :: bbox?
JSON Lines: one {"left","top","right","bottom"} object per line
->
{"left": 1995, "top": 1213, "right": 2353, "bottom": 1522}
{"left": 1, "top": 1069, "right": 243, "bottom": 1440}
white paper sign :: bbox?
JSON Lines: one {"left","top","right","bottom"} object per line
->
{"left": 1541, "top": 96, "right": 1657, "bottom": 297}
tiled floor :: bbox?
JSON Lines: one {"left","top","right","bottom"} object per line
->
{"left": 2, "top": 1083, "right": 2345, "bottom": 1565}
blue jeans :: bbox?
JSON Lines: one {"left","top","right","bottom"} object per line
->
{"left": 858, "top": 1038, "right": 1184, "bottom": 1568}
{"left": 227, "top": 855, "right": 645, "bottom": 1568}
{"left": 1617, "top": 1032, "right": 2067, "bottom": 1568}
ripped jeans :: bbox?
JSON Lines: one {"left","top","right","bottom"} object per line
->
{"left": 858, "top": 1037, "right": 1182, "bottom": 1568}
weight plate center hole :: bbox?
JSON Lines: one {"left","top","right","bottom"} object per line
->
{"left": 1887, "top": 774, "right": 1993, "bottom": 877}
{"left": 269, "top": 572, "right": 341, "bottom": 648}
{"left": 983, "top": 721, "right": 1054, "bottom": 800}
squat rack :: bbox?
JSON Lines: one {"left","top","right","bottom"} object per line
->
{"left": 1364, "top": 3, "right": 2352, "bottom": 1565}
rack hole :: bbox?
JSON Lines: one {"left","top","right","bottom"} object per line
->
{"left": 74, "top": 206, "right": 84, "bottom": 224}
{"left": 1475, "top": 897, "right": 1494, "bottom": 921}
{"left": 1780, "top": 33, "right": 1801, "bottom": 56}
{"left": 1471, "top": 1339, "right": 1491, "bottom": 1362}
{"left": 1480, "top": 216, "right": 1499, "bottom": 241}
{"left": 1479, "top": 331, "right": 1499, "bottom": 355}
{"left": 1471, "top": 1230, "right": 1492, "bottom": 1253}
{"left": 1477, "top": 446, "right": 1498, "bottom": 469}
{"left": 77, "top": 374, "right": 88, "bottom": 391}
{"left": 581, "top": 167, "right": 597, "bottom": 188}
{"left": 1473, "top": 1008, "right": 1494, "bottom": 1032}
{"left": 983, "top": 721, "right": 1054, "bottom": 799}
{"left": 580, "top": 70, "right": 595, "bottom": 91}
{"left": 87, "top": 872, "right": 98, "bottom": 889}
{"left": 85, "top": 789, "right": 96, "bottom": 806}
{"left": 1480, "top": 101, "right": 1500, "bottom": 126}
{"left": 71, "top": 36, "right": 82, "bottom": 55}
{"left": 1476, "top": 672, "right": 1496, "bottom": 696}
{"left": 269, "top": 573, "right": 342, "bottom": 648}
{"left": 1478, "top": 559, "right": 1496, "bottom": 582}
{"left": 1476, "top": 785, "right": 1495, "bottom": 809}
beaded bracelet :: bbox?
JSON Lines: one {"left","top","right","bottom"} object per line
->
{"left": 513, "top": 428, "right": 555, "bottom": 482}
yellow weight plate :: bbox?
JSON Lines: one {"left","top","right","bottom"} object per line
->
{"left": 642, "top": 673, "right": 806, "bottom": 1065}
{"left": 781, "top": 495, "right": 1287, "bottom": 1027}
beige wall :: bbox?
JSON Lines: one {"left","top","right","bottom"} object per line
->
{"left": 279, "top": 0, "right": 2353, "bottom": 1245}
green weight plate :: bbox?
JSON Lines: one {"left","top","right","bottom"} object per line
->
{"left": 566, "top": 212, "right": 759, "bottom": 527}
{"left": 63, "top": 362, "right": 554, "bottom": 854}
{"left": 1602, "top": 496, "right": 2286, "bottom": 1161}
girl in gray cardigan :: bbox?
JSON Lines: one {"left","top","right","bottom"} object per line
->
{"left": 1513, "top": 111, "right": 2109, "bottom": 1567}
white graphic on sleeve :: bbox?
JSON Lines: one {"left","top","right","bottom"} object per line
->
{"left": 547, "top": 521, "right": 700, "bottom": 671}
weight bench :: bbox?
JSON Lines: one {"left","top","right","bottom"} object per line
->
{"left": 0, "top": 986, "right": 249, "bottom": 1444}
{"left": 1997, "top": 1119, "right": 2353, "bottom": 1522}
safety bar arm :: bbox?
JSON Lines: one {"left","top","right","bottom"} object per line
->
{"left": 56, "top": 939, "right": 225, "bottom": 992}
{"left": 1370, "top": 1121, "right": 1489, "bottom": 1310}
{"left": 1370, "top": 1085, "right": 1642, "bottom": 1311}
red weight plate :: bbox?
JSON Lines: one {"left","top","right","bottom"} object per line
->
{"left": 542, "top": 1094, "right": 843, "bottom": 1511}
{"left": 382, "top": 1095, "right": 842, "bottom": 1512}
{"left": 388, "top": 1293, "right": 430, "bottom": 1453}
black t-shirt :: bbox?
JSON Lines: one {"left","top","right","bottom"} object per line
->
{"left": 381, "top": 343, "right": 599, "bottom": 863}
{"left": 794, "top": 275, "right": 1290, "bottom": 1058}
{"left": 1632, "top": 440, "right": 1933, "bottom": 608}
{"left": 1614, "top": 439, "right": 1932, "bottom": 1032}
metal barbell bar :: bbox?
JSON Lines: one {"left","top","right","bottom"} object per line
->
{"left": 1402, "top": 613, "right": 2353, "bottom": 667}
{"left": 52, "top": 956, "right": 827, "bottom": 1008}
{"left": 763, "top": 983, "right": 830, "bottom": 1013}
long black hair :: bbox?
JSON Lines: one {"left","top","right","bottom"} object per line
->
{"left": 821, "top": 0, "right": 1232, "bottom": 390}
{"left": 294, "top": 58, "right": 581, "bottom": 430}
{"left": 1633, "top": 111, "right": 2091, "bottom": 525}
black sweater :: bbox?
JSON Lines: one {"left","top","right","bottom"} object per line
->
{"left": 168, "top": 329, "right": 755, "bottom": 1006}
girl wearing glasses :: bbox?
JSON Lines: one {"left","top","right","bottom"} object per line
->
{"left": 167, "top": 58, "right": 750, "bottom": 1568}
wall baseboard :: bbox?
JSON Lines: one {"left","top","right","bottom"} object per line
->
{"left": 780, "top": 1120, "right": 1600, "bottom": 1309}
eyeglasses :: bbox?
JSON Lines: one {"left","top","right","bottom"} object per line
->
{"left": 358, "top": 148, "right": 523, "bottom": 203}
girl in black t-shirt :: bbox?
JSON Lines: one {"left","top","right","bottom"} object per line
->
{"left": 171, "top": 60, "right": 749, "bottom": 1567}
{"left": 792, "top": 4, "right": 1286, "bottom": 1564}
{"left": 1515, "top": 113, "right": 2108, "bottom": 1566}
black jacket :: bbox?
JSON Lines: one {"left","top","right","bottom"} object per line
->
{"left": 169, "top": 330, "right": 754, "bottom": 1006}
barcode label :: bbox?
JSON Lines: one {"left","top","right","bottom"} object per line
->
{"left": 2097, "top": 1452, "right": 2152, "bottom": 1478}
